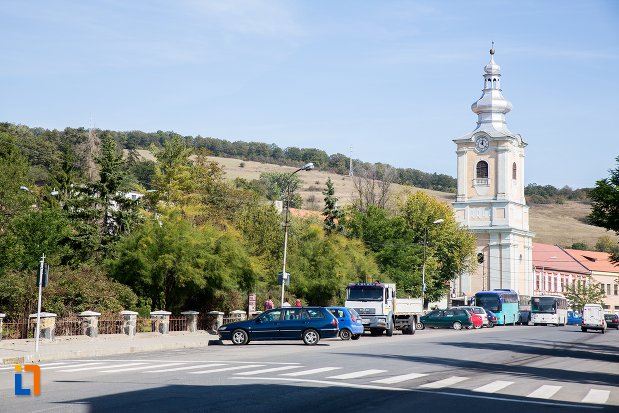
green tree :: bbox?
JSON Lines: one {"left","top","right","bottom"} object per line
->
{"left": 595, "top": 235, "right": 619, "bottom": 254}
{"left": 322, "top": 177, "right": 343, "bottom": 234}
{"left": 150, "top": 136, "right": 193, "bottom": 213}
{"left": 0, "top": 134, "right": 32, "bottom": 231}
{"left": 259, "top": 172, "right": 302, "bottom": 208}
{"left": 345, "top": 192, "right": 476, "bottom": 303}
{"left": 570, "top": 242, "right": 589, "bottom": 251}
{"left": 564, "top": 279, "right": 606, "bottom": 312}
{"left": 588, "top": 155, "right": 619, "bottom": 261}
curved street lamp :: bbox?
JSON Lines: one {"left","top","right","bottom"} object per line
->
{"left": 280, "top": 163, "right": 314, "bottom": 306}
{"left": 421, "top": 218, "right": 444, "bottom": 309}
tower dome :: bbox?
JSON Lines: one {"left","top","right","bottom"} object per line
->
{"left": 471, "top": 45, "right": 513, "bottom": 133}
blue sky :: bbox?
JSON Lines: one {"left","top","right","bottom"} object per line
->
{"left": 1, "top": 0, "right": 617, "bottom": 188}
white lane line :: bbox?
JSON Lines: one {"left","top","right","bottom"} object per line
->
{"left": 100, "top": 363, "right": 184, "bottom": 373}
{"left": 473, "top": 380, "right": 514, "bottom": 393}
{"left": 582, "top": 389, "right": 610, "bottom": 404}
{"left": 75, "top": 359, "right": 299, "bottom": 365}
{"left": 527, "top": 385, "right": 561, "bottom": 399}
{"left": 38, "top": 362, "right": 75, "bottom": 368}
{"left": 59, "top": 363, "right": 144, "bottom": 372}
{"left": 235, "top": 366, "right": 303, "bottom": 376}
{"left": 372, "top": 372, "right": 428, "bottom": 384}
{"left": 190, "top": 365, "right": 265, "bottom": 375}
{"left": 143, "top": 363, "right": 227, "bottom": 373}
{"left": 327, "top": 369, "right": 387, "bottom": 380}
{"left": 233, "top": 377, "right": 604, "bottom": 409}
{"left": 281, "top": 367, "right": 342, "bottom": 377}
{"left": 420, "top": 376, "right": 469, "bottom": 389}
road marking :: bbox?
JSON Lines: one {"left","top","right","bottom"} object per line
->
{"left": 59, "top": 363, "right": 145, "bottom": 372}
{"left": 281, "top": 367, "right": 342, "bottom": 377}
{"left": 473, "top": 380, "right": 514, "bottom": 393}
{"left": 420, "top": 376, "right": 469, "bottom": 389}
{"left": 527, "top": 385, "right": 561, "bottom": 399}
{"left": 143, "top": 363, "right": 227, "bottom": 373}
{"left": 582, "top": 389, "right": 610, "bottom": 404}
{"left": 233, "top": 378, "right": 603, "bottom": 409}
{"left": 190, "top": 365, "right": 265, "bottom": 374}
{"left": 235, "top": 366, "right": 303, "bottom": 376}
{"left": 0, "top": 363, "right": 75, "bottom": 370}
{"left": 75, "top": 359, "right": 299, "bottom": 365}
{"left": 371, "top": 372, "right": 428, "bottom": 384}
{"left": 100, "top": 363, "right": 185, "bottom": 373}
{"left": 327, "top": 369, "right": 387, "bottom": 380}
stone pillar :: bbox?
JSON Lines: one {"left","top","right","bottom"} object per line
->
{"left": 0, "top": 313, "right": 5, "bottom": 341}
{"left": 230, "top": 310, "right": 247, "bottom": 321}
{"left": 207, "top": 311, "right": 224, "bottom": 333}
{"left": 121, "top": 310, "right": 138, "bottom": 336}
{"left": 150, "top": 310, "right": 171, "bottom": 334}
{"left": 181, "top": 311, "right": 199, "bottom": 333}
{"left": 250, "top": 310, "right": 262, "bottom": 319}
{"left": 29, "top": 312, "right": 57, "bottom": 340}
{"left": 78, "top": 311, "right": 101, "bottom": 338}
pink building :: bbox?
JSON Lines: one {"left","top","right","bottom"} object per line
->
{"left": 532, "top": 243, "right": 590, "bottom": 296}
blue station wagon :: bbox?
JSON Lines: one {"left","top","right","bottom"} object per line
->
{"left": 218, "top": 307, "right": 339, "bottom": 345}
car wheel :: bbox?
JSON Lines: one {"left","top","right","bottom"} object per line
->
{"left": 351, "top": 334, "right": 361, "bottom": 340}
{"left": 340, "top": 328, "right": 352, "bottom": 340}
{"left": 453, "top": 321, "right": 463, "bottom": 330}
{"left": 231, "top": 329, "right": 248, "bottom": 345}
{"left": 303, "top": 329, "right": 320, "bottom": 345}
{"left": 601, "top": 328, "right": 605, "bottom": 334}
{"left": 581, "top": 327, "right": 587, "bottom": 332}
{"left": 385, "top": 324, "right": 394, "bottom": 337}
{"left": 474, "top": 324, "right": 482, "bottom": 329}
{"left": 370, "top": 328, "right": 383, "bottom": 336}
{"left": 417, "top": 322, "right": 425, "bottom": 330}
{"left": 488, "top": 321, "right": 494, "bottom": 328}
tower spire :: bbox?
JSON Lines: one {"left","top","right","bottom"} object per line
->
{"left": 470, "top": 45, "right": 513, "bottom": 133}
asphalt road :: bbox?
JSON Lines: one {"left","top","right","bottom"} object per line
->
{"left": 1, "top": 325, "right": 618, "bottom": 413}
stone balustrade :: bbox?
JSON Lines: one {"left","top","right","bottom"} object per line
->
{"left": 150, "top": 310, "right": 171, "bottom": 334}
{"left": 121, "top": 310, "right": 138, "bottom": 336}
{"left": 78, "top": 311, "right": 101, "bottom": 338}
{"left": 0, "top": 313, "right": 5, "bottom": 341}
{"left": 29, "top": 312, "right": 57, "bottom": 340}
{"left": 181, "top": 311, "right": 199, "bottom": 333}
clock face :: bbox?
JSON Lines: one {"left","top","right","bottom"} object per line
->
{"left": 475, "top": 136, "right": 489, "bottom": 153}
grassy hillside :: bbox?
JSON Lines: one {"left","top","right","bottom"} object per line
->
{"left": 136, "top": 150, "right": 616, "bottom": 248}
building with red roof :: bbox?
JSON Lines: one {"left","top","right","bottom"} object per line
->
{"left": 564, "top": 249, "right": 619, "bottom": 313}
{"left": 532, "top": 243, "right": 590, "bottom": 296}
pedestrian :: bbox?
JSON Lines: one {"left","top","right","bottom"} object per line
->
{"left": 282, "top": 298, "right": 291, "bottom": 307}
{"left": 294, "top": 299, "right": 302, "bottom": 307}
{"left": 264, "top": 295, "right": 274, "bottom": 311}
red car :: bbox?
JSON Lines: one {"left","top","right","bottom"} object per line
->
{"left": 468, "top": 312, "right": 483, "bottom": 329}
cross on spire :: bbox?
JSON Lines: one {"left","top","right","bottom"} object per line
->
{"left": 490, "top": 41, "right": 495, "bottom": 55}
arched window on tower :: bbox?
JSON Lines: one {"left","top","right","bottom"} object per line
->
{"left": 476, "top": 161, "right": 488, "bottom": 179}
{"left": 512, "top": 162, "right": 517, "bottom": 180}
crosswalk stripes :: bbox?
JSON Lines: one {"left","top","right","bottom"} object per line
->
{"left": 472, "top": 380, "right": 514, "bottom": 393}
{"left": 60, "top": 363, "right": 144, "bottom": 372}
{"left": 371, "top": 372, "right": 427, "bottom": 384}
{"left": 281, "top": 367, "right": 341, "bottom": 377}
{"left": 582, "top": 389, "right": 610, "bottom": 404}
{"left": 420, "top": 376, "right": 468, "bottom": 389}
{"left": 46, "top": 362, "right": 105, "bottom": 371}
{"left": 327, "top": 369, "right": 386, "bottom": 380}
{"left": 100, "top": 363, "right": 185, "bottom": 373}
{"left": 527, "top": 385, "right": 562, "bottom": 399}
{"left": 143, "top": 363, "right": 227, "bottom": 373}
{"left": 234, "top": 366, "right": 303, "bottom": 376}
{"left": 189, "top": 365, "right": 265, "bottom": 375}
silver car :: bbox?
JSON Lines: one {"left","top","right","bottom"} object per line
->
{"left": 453, "top": 306, "right": 490, "bottom": 327}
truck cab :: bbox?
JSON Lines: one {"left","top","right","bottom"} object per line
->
{"left": 345, "top": 282, "right": 396, "bottom": 336}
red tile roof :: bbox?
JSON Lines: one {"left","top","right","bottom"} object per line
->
{"left": 564, "top": 249, "right": 619, "bottom": 274}
{"left": 289, "top": 208, "right": 323, "bottom": 219}
{"left": 532, "top": 243, "right": 590, "bottom": 274}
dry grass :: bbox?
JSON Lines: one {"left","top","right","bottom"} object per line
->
{"left": 134, "top": 150, "right": 617, "bottom": 248}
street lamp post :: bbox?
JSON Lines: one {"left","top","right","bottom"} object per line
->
{"left": 421, "top": 218, "right": 444, "bottom": 309}
{"left": 280, "top": 163, "right": 314, "bottom": 306}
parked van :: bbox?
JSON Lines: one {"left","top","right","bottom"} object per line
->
{"left": 581, "top": 304, "right": 606, "bottom": 333}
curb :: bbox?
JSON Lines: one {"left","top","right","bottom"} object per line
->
{"left": 1, "top": 334, "right": 220, "bottom": 365}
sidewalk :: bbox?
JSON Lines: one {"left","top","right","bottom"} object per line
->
{"left": 0, "top": 331, "right": 220, "bottom": 365}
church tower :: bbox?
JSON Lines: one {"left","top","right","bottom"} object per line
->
{"left": 452, "top": 46, "right": 534, "bottom": 302}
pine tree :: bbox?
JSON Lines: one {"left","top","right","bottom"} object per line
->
{"left": 322, "top": 177, "right": 343, "bottom": 234}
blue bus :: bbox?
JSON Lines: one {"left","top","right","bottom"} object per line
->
{"left": 473, "top": 289, "right": 519, "bottom": 326}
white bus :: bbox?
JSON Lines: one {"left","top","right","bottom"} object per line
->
{"left": 531, "top": 295, "right": 568, "bottom": 326}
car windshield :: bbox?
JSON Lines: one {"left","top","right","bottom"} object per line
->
{"left": 604, "top": 314, "right": 617, "bottom": 320}
{"left": 347, "top": 286, "right": 383, "bottom": 301}
{"left": 476, "top": 295, "right": 501, "bottom": 312}
{"left": 531, "top": 297, "right": 556, "bottom": 313}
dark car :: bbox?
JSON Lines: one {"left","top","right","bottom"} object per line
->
{"left": 218, "top": 307, "right": 339, "bottom": 345}
{"left": 418, "top": 309, "right": 473, "bottom": 330}
{"left": 604, "top": 313, "right": 619, "bottom": 330}
{"left": 486, "top": 310, "right": 498, "bottom": 327}
{"left": 326, "top": 307, "right": 364, "bottom": 340}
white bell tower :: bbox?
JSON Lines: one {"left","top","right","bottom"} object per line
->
{"left": 452, "top": 45, "right": 534, "bottom": 301}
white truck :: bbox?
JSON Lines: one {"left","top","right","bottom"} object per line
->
{"left": 344, "top": 282, "right": 422, "bottom": 336}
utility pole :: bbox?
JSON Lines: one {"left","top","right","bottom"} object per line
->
{"left": 349, "top": 146, "right": 353, "bottom": 177}
{"left": 35, "top": 254, "right": 45, "bottom": 353}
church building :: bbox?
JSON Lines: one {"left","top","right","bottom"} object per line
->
{"left": 452, "top": 46, "right": 535, "bottom": 303}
